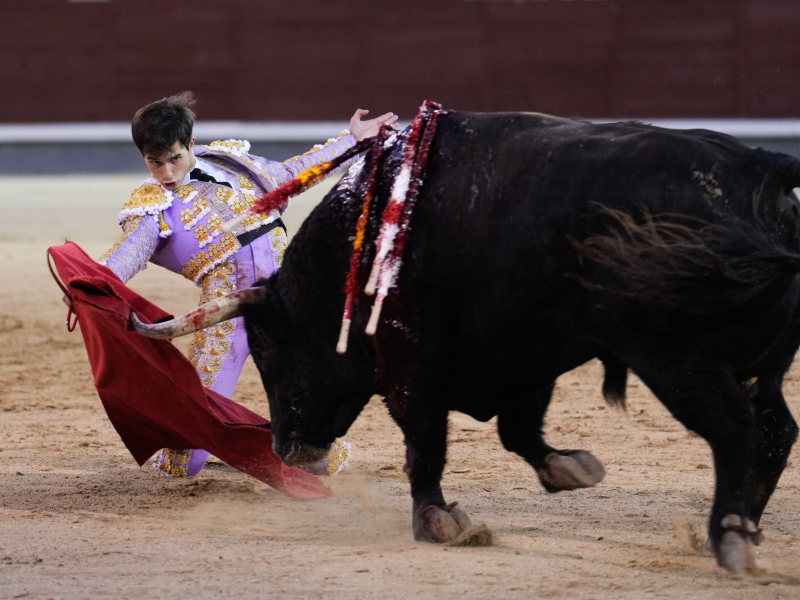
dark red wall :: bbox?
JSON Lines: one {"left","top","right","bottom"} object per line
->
{"left": 2, "top": 0, "right": 799, "bottom": 122}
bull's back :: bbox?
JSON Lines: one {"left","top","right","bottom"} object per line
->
{"left": 414, "top": 111, "right": 799, "bottom": 292}
{"left": 399, "top": 111, "right": 800, "bottom": 406}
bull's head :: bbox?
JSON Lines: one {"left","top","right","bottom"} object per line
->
{"left": 131, "top": 277, "right": 378, "bottom": 468}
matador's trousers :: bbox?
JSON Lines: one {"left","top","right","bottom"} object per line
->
{"left": 190, "top": 228, "right": 287, "bottom": 395}
{"left": 155, "top": 228, "right": 288, "bottom": 476}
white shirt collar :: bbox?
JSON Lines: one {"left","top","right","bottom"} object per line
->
{"left": 181, "top": 157, "right": 233, "bottom": 188}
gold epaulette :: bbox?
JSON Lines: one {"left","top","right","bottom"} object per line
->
{"left": 118, "top": 180, "right": 175, "bottom": 238}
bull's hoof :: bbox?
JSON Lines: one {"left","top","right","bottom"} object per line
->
{"left": 715, "top": 514, "right": 760, "bottom": 575}
{"left": 717, "top": 531, "right": 757, "bottom": 575}
{"left": 536, "top": 450, "right": 606, "bottom": 492}
{"left": 447, "top": 502, "right": 473, "bottom": 531}
{"left": 752, "top": 529, "right": 765, "bottom": 546}
{"left": 414, "top": 502, "right": 473, "bottom": 543}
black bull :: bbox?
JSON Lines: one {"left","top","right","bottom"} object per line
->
{"left": 136, "top": 112, "right": 800, "bottom": 574}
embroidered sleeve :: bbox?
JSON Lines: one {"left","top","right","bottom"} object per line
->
{"left": 98, "top": 215, "right": 159, "bottom": 283}
{"left": 256, "top": 131, "right": 358, "bottom": 186}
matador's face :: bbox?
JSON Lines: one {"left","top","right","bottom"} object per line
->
{"left": 144, "top": 138, "right": 196, "bottom": 191}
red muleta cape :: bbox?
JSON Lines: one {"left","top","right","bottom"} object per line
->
{"left": 48, "top": 241, "right": 331, "bottom": 500}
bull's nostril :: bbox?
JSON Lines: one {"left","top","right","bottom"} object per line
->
{"left": 279, "top": 441, "right": 329, "bottom": 467}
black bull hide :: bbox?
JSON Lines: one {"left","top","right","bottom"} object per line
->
{"left": 229, "top": 112, "right": 800, "bottom": 572}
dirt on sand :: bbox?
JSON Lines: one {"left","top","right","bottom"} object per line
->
{"left": 1, "top": 175, "right": 800, "bottom": 599}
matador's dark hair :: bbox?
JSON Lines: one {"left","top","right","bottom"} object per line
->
{"left": 131, "top": 91, "right": 196, "bottom": 156}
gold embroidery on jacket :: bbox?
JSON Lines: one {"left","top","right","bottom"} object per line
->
{"left": 238, "top": 174, "right": 255, "bottom": 192}
{"left": 215, "top": 187, "right": 233, "bottom": 203}
{"left": 195, "top": 156, "right": 280, "bottom": 233}
{"left": 270, "top": 227, "right": 288, "bottom": 267}
{"left": 195, "top": 214, "right": 223, "bottom": 248}
{"left": 181, "top": 233, "right": 239, "bottom": 284}
{"left": 175, "top": 186, "right": 195, "bottom": 200}
{"left": 228, "top": 194, "right": 249, "bottom": 214}
{"left": 181, "top": 198, "right": 211, "bottom": 228}
{"left": 121, "top": 183, "right": 166, "bottom": 214}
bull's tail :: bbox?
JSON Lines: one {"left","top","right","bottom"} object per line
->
{"left": 599, "top": 354, "right": 628, "bottom": 409}
{"left": 571, "top": 206, "right": 800, "bottom": 302}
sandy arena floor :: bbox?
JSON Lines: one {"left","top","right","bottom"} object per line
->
{"left": 1, "top": 175, "right": 799, "bottom": 599}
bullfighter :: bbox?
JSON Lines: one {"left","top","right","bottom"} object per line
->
{"left": 86, "top": 91, "right": 397, "bottom": 478}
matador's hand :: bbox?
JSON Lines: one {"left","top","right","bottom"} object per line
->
{"left": 349, "top": 109, "right": 399, "bottom": 142}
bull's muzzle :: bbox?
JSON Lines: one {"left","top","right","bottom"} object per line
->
{"left": 276, "top": 439, "right": 330, "bottom": 468}
{"left": 130, "top": 286, "right": 267, "bottom": 339}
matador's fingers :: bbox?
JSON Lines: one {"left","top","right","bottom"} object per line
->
{"left": 373, "top": 112, "right": 398, "bottom": 125}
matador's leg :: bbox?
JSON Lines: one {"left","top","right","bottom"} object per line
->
{"left": 154, "top": 261, "right": 250, "bottom": 477}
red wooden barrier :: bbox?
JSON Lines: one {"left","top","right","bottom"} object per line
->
{"left": 1, "top": 0, "right": 798, "bottom": 122}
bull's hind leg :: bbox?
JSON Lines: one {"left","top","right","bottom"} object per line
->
{"left": 745, "top": 373, "right": 798, "bottom": 542}
{"left": 634, "top": 365, "right": 761, "bottom": 574}
{"left": 498, "top": 383, "right": 605, "bottom": 492}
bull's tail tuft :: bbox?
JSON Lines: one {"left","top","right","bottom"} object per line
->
{"left": 599, "top": 354, "right": 628, "bottom": 409}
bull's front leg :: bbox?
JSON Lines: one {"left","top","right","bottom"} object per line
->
{"left": 396, "top": 407, "right": 472, "bottom": 543}
{"left": 498, "top": 383, "right": 605, "bottom": 492}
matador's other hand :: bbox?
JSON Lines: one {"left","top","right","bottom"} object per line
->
{"left": 349, "top": 109, "right": 399, "bottom": 142}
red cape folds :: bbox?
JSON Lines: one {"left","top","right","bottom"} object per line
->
{"left": 48, "top": 242, "right": 331, "bottom": 500}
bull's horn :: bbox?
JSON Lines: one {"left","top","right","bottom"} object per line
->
{"left": 130, "top": 286, "right": 267, "bottom": 339}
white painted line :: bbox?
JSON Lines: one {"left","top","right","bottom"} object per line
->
{"left": 1, "top": 119, "right": 800, "bottom": 143}
{"left": 0, "top": 121, "right": 355, "bottom": 144}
